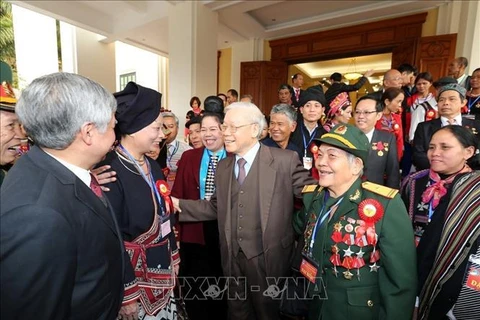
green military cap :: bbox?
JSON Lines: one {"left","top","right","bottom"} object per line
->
{"left": 315, "top": 123, "right": 369, "bottom": 164}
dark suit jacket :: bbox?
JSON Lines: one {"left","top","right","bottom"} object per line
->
{"left": 413, "top": 118, "right": 480, "bottom": 170}
{"left": 290, "top": 88, "right": 304, "bottom": 108}
{"left": 365, "top": 129, "right": 400, "bottom": 189}
{"left": 178, "top": 145, "right": 316, "bottom": 279}
{"left": 0, "top": 146, "right": 124, "bottom": 320}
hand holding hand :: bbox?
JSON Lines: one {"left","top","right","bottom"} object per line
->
{"left": 118, "top": 300, "right": 138, "bottom": 320}
{"left": 171, "top": 196, "right": 181, "bottom": 212}
{"left": 91, "top": 165, "right": 117, "bottom": 192}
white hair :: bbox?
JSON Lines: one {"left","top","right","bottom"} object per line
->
{"left": 16, "top": 72, "right": 116, "bottom": 149}
{"left": 224, "top": 102, "right": 267, "bottom": 139}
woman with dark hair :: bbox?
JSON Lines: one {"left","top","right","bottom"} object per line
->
{"left": 376, "top": 87, "right": 404, "bottom": 161}
{"left": 401, "top": 125, "right": 480, "bottom": 319}
{"left": 189, "top": 96, "right": 202, "bottom": 116}
{"left": 466, "top": 67, "right": 480, "bottom": 120}
{"left": 322, "top": 92, "right": 352, "bottom": 132}
{"left": 278, "top": 83, "right": 293, "bottom": 105}
{"left": 408, "top": 72, "right": 437, "bottom": 142}
{"left": 99, "top": 82, "right": 179, "bottom": 320}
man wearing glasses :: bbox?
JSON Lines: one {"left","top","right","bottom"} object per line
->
{"left": 354, "top": 95, "right": 400, "bottom": 188}
{"left": 172, "top": 102, "right": 315, "bottom": 320}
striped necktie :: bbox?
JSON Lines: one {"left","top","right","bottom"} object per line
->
{"left": 205, "top": 155, "right": 218, "bottom": 200}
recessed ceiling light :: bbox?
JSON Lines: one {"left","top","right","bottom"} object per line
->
{"left": 224, "top": 41, "right": 229, "bottom": 43}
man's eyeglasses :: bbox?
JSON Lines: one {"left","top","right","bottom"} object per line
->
{"left": 354, "top": 110, "right": 378, "bottom": 116}
{"left": 220, "top": 123, "right": 254, "bottom": 133}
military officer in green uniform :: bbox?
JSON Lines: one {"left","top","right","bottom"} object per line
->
{"left": 294, "top": 123, "right": 417, "bottom": 320}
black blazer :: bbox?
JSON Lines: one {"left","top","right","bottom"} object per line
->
{"left": 412, "top": 118, "right": 480, "bottom": 170}
{"left": 365, "top": 129, "right": 400, "bottom": 189}
{"left": 290, "top": 88, "right": 304, "bottom": 108}
{"left": 0, "top": 146, "right": 125, "bottom": 320}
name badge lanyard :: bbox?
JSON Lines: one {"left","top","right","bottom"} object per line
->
{"left": 119, "top": 144, "right": 165, "bottom": 217}
{"left": 167, "top": 140, "right": 179, "bottom": 168}
{"left": 468, "top": 96, "right": 480, "bottom": 113}
{"left": 308, "top": 192, "right": 344, "bottom": 256}
{"left": 301, "top": 125, "right": 318, "bottom": 157}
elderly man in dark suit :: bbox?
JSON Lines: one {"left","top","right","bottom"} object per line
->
{"left": 413, "top": 83, "right": 480, "bottom": 170}
{"left": 172, "top": 102, "right": 315, "bottom": 320}
{"left": 0, "top": 73, "right": 125, "bottom": 319}
{"left": 354, "top": 94, "right": 400, "bottom": 189}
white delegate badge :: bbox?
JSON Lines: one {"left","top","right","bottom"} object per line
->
{"left": 303, "top": 157, "right": 313, "bottom": 170}
{"left": 161, "top": 219, "right": 171, "bottom": 238}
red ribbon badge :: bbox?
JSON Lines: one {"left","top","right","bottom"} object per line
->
{"left": 426, "top": 110, "right": 436, "bottom": 121}
{"left": 156, "top": 180, "right": 173, "bottom": 215}
{"left": 358, "top": 199, "right": 384, "bottom": 225}
{"left": 310, "top": 144, "right": 319, "bottom": 155}
{"left": 393, "top": 123, "right": 400, "bottom": 133}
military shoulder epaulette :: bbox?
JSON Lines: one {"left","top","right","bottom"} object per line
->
{"left": 302, "top": 185, "right": 319, "bottom": 193}
{"left": 362, "top": 181, "right": 398, "bottom": 199}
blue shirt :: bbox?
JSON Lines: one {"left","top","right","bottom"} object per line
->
{"left": 199, "top": 148, "right": 227, "bottom": 199}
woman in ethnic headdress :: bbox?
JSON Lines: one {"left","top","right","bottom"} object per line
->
{"left": 322, "top": 92, "right": 352, "bottom": 132}
{"left": 99, "top": 82, "right": 180, "bottom": 320}
{"left": 375, "top": 87, "right": 404, "bottom": 161}
{"left": 400, "top": 125, "right": 480, "bottom": 319}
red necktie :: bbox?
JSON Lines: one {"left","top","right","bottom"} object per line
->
{"left": 295, "top": 88, "right": 300, "bottom": 101}
{"left": 90, "top": 173, "right": 103, "bottom": 198}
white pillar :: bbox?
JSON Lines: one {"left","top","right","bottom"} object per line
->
{"left": 168, "top": 1, "right": 218, "bottom": 131}
{"left": 60, "top": 21, "right": 78, "bottom": 74}
{"left": 12, "top": 5, "right": 58, "bottom": 89}
{"left": 456, "top": 1, "right": 480, "bottom": 72}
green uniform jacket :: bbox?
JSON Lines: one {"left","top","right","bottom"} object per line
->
{"left": 294, "top": 178, "right": 417, "bottom": 320}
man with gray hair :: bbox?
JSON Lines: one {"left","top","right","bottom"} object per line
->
{"left": 161, "top": 111, "right": 192, "bottom": 188}
{"left": 261, "top": 103, "right": 302, "bottom": 160}
{"left": 172, "top": 102, "right": 315, "bottom": 320}
{"left": 0, "top": 73, "right": 125, "bottom": 319}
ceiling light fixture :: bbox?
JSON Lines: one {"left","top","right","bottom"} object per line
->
{"left": 344, "top": 58, "right": 363, "bottom": 81}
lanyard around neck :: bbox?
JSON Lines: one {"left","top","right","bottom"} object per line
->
{"left": 118, "top": 144, "right": 165, "bottom": 216}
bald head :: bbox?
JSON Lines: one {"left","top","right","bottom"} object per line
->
{"left": 383, "top": 69, "right": 402, "bottom": 89}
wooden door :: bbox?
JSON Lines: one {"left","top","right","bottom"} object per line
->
{"left": 415, "top": 34, "right": 457, "bottom": 80}
{"left": 240, "top": 61, "right": 288, "bottom": 115}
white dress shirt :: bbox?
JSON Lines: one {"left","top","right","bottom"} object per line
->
{"left": 45, "top": 151, "right": 92, "bottom": 187}
{"left": 441, "top": 114, "right": 463, "bottom": 127}
{"left": 235, "top": 142, "right": 261, "bottom": 179}
{"left": 364, "top": 128, "right": 375, "bottom": 143}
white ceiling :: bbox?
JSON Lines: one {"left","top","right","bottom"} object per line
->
{"left": 12, "top": 0, "right": 449, "bottom": 56}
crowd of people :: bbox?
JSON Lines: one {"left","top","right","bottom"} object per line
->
{"left": 1, "top": 55, "right": 480, "bottom": 320}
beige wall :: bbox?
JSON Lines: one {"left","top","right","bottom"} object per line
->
{"left": 218, "top": 48, "right": 232, "bottom": 94}
{"left": 422, "top": 8, "right": 438, "bottom": 37}
{"left": 263, "top": 40, "right": 271, "bottom": 61}
{"left": 75, "top": 28, "right": 116, "bottom": 92}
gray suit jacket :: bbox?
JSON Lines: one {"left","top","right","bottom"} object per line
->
{"left": 179, "top": 145, "right": 315, "bottom": 278}
{"left": 365, "top": 129, "right": 400, "bottom": 189}
{"left": 1, "top": 146, "right": 125, "bottom": 320}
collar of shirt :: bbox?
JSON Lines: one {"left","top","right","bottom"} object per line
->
{"left": 441, "top": 114, "right": 463, "bottom": 126}
{"left": 365, "top": 128, "right": 375, "bottom": 143}
{"left": 168, "top": 140, "right": 179, "bottom": 154}
{"left": 456, "top": 74, "right": 467, "bottom": 86}
{"left": 235, "top": 142, "right": 260, "bottom": 178}
{"left": 45, "top": 151, "right": 91, "bottom": 187}
{"left": 303, "top": 121, "right": 319, "bottom": 136}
